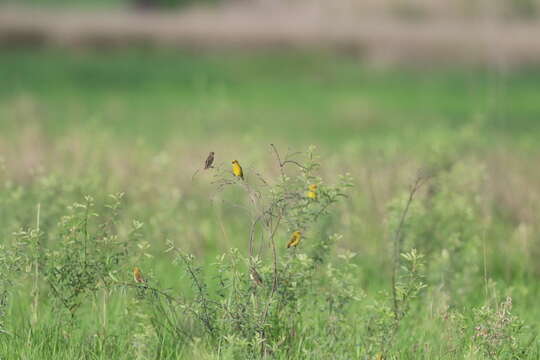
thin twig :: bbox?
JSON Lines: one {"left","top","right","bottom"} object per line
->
{"left": 391, "top": 174, "right": 431, "bottom": 320}
{"left": 115, "top": 281, "right": 217, "bottom": 335}
{"left": 270, "top": 144, "right": 307, "bottom": 173}
{"left": 281, "top": 160, "right": 307, "bottom": 171}
{"left": 191, "top": 168, "right": 201, "bottom": 182}
{"left": 249, "top": 214, "right": 264, "bottom": 258}
{"left": 178, "top": 253, "right": 215, "bottom": 335}
{"left": 260, "top": 212, "right": 283, "bottom": 326}
{"left": 269, "top": 213, "right": 282, "bottom": 296}
{"left": 270, "top": 144, "right": 286, "bottom": 178}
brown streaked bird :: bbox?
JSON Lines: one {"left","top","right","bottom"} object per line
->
{"left": 287, "top": 231, "right": 302, "bottom": 248}
{"left": 250, "top": 267, "right": 263, "bottom": 287}
{"left": 204, "top": 151, "right": 215, "bottom": 170}
{"left": 133, "top": 267, "right": 145, "bottom": 284}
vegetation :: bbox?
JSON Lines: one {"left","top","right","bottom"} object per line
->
{"left": 1, "top": 49, "right": 540, "bottom": 358}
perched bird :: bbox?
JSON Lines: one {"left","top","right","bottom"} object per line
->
{"left": 307, "top": 184, "right": 318, "bottom": 199}
{"left": 133, "top": 267, "right": 146, "bottom": 284}
{"left": 250, "top": 267, "right": 263, "bottom": 287}
{"left": 204, "top": 151, "right": 215, "bottom": 170}
{"left": 232, "top": 160, "right": 244, "bottom": 180}
{"left": 287, "top": 231, "right": 302, "bottom": 248}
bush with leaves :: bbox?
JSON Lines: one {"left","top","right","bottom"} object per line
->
{"left": 471, "top": 296, "right": 535, "bottom": 359}
{"left": 130, "top": 145, "right": 357, "bottom": 357}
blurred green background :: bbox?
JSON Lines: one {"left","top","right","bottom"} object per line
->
{"left": 2, "top": 49, "right": 540, "bottom": 151}
{"left": 2, "top": 0, "right": 540, "bottom": 358}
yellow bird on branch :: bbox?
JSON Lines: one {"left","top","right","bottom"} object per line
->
{"left": 232, "top": 160, "right": 244, "bottom": 180}
{"left": 133, "top": 267, "right": 146, "bottom": 284}
{"left": 287, "top": 231, "right": 302, "bottom": 248}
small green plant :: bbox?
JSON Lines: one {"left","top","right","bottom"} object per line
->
{"left": 388, "top": 173, "right": 431, "bottom": 320}
{"left": 12, "top": 193, "right": 140, "bottom": 322}
{"left": 472, "top": 296, "right": 535, "bottom": 359}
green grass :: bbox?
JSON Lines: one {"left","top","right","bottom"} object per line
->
{"left": 1, "top": 49, "right": 540, "bottom": 358}
{"left": 2, "top": 49, "right": 540, "bottom": 152}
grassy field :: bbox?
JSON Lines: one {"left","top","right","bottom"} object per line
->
{"left": 1, "top": 49, "right": 540, "bottom": 359}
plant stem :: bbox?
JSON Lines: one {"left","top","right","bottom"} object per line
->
{"left": 391, "top": 176, "right": 428, "bottom": 320}
{"left": 31, "top": 203, "right": 41, "bottom": 327}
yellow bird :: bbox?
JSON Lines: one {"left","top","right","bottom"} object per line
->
{"left": 307, "top": 184, "right": 318, "bottom": 199}
{"left": 287, "top": 231, "right": 302, "bottom": 248}
{"left": 133, "top": 267, "right": 145, "bottom": 284}
{"left": 232, "top": 160, "right": 244, "bottom": 180}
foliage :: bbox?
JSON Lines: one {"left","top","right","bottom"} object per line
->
{"left": 1, "top": 51, "right": 540, "bottom": 358}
